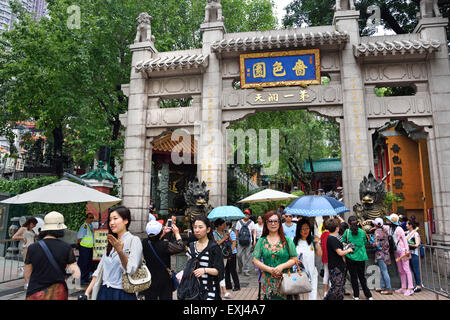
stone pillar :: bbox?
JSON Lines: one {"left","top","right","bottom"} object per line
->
{"left": 415, "top": 17, "right": 450, "bottom": 245}
{"left": 158, "top": 162, "right": 170, "bottom": 216}
{"left": 122, "top": 40, "right": 156, "bottom": 235}
{"left": 198, "top": 19, "right": 226, "bottom": 208}
{"left": 334, "top": 10, "right": 372, "bottom": 211}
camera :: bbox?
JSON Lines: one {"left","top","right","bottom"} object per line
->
{"left": 343, "top": 243, "right": 355, "bottom": 251}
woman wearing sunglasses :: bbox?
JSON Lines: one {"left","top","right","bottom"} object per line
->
{"left": 252, "top": 211, "right": 297, "bottom": 300}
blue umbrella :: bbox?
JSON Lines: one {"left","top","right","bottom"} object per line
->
{"left": 284, "top": 195, "right": 350, "bottom": 217}
{"left": 207, "top": 206, "right": 246, "bottom": 221}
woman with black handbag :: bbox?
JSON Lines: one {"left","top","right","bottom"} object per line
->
{"left": 141, "top": 219, "right": 185, "bottom": 300}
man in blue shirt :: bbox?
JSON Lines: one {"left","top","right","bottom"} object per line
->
{"left": 282, "top": 214, "right": 297, "bottom": 240}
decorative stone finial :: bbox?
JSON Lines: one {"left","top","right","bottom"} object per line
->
{"left": 419, "top": 0, "right": 442, "bottom": 19}
{"left": 134, "top": 12, "right": 155, "bottom": 44}
{"left": 335, "top": 0, "right": 355, "bottom": 11}
{"left": 204, "top": 0, "right": 224, "bottom": 23}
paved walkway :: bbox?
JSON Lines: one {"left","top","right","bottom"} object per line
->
{"left": 1, "top": 268, "right": 447, "bottom": 301}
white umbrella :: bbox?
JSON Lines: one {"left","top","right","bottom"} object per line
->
{"left": 0, "top": 179, "right": 121, "bottom": 213}
{"left": 238, "top": 188, "right": 298, "bottom": 203}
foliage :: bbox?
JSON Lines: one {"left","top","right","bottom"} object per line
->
{"left": 0, "top": 0, "right": 277, "bottom": 175}
{"left": 229, "top": 109, "right": 340, "bottom": 193}
{"left": 282, "top": 0, "right": 449, "bottom": 39}
{"left": 0, "top": 176, "right": 87, "bottom": 230}
{"left": 384, "top": 191, "right": 403, "bottom": 214}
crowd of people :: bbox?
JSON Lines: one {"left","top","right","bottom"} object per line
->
{"left": 16, "top": 203, "right": 424, "bottom": 300}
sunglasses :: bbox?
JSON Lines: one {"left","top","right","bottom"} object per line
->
{"left": 267, "top": 219, "right": 279, "bottom": 224}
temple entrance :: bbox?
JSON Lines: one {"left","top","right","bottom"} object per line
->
{"left": 120, "top": 1, "right": 450, "bottom": 246}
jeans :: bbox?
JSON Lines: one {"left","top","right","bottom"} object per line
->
{"left": 410, "top": 254, "right": 422, "bottom": 286}
{"left": 377, "top": 258, "right": 392, "bottom": 290}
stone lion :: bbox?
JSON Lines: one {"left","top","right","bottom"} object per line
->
{"left": 336, "top": 0, "right": 355, "bottom": 11}
{"left": 420, "top": 0, "right": 442, "bottom": 18}
{"left": 134, "top": 12, "right": 155, "bottom": 43}
{"left": 204, "top": 0, "right": 224, "bottom": 23}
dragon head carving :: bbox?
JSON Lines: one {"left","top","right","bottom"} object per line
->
{"left": 184, "top": 177, "right": 210, "bottom": 208}
{"left": 359, "top": 172, "right": 386, "bottom": 210}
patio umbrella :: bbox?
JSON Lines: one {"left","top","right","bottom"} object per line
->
{"left": 207, "top": 206, "right": 246, "bottom": 221}
{"left": 284, "top": 195, "right": 350, "bottom": 217}
{"left": 238, "top": 188, "right": 298, "bottom": 203}
{"left": 0, "top": 179, "right": 121, "bottom": 214}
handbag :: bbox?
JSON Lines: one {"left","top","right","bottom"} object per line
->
{"left": 91, "top": 264, "right": 103, "bottom": 300}
{"left": 278, "top": 261, "right": 312, "bottom": 295}
{"left": 148, "top": 241, "right": 179, "bottom": 291}
{"left": 121, "top": 237, "right": 152, "bottom": 294}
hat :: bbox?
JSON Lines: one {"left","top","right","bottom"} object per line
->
{"left": 244, "top": 209, "right": 251, "bottom": 215}
{"left": 41, "top": 211, "right": 67, "bottom": 231}
{"left": 374, "top": 218, "right": 384, "bottom": 227}
{"left": 386, "top": 213, "right": 400, "bottom": 225}
{"left": 146, "top": 220, "right": 163, "bottom": 236}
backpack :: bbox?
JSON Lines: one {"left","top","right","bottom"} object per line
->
{"left": 238, "top": 220, "right": 252, "bottom": 247}
{"left": 177, "top": 241, "right": 214, "bottom": 300}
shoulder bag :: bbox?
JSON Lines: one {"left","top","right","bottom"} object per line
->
{"left": 148, "top": 241, "right": 179, "bottom": 291}
{"left": 122, "top": 236, "right": 152, "bottom": 294}
{"left": 278, "top": 261, "right": 312, "bottom": 295}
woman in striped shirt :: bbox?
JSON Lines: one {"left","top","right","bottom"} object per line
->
{"left": 188, "top": 216, "right": 224, "bottom": 300}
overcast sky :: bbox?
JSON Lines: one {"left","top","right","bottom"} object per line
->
{"left": 273, "top": 0, "right": 292, "bottom": 26}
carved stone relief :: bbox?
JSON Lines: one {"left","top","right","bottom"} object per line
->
{"left": 146, "top": 106, "right": 200, "bottom": 128}
{"left": 366, "top": 95, "right": 432, "bottom": 118}
{"left": 222, "top": 85, "right": 343, "bottom": 109}
{"left": 148, "top": 76, "right": 202, "bottom": 97}
{"left": 363, "top": 63, "right": 428, "bottom": 84}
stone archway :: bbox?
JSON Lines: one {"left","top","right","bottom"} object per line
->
{"left": 120, "top": 1, "right": 450, "bottom": 245}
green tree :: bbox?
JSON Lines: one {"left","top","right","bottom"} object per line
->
{"left": 1, "top": 0, "right": 277, "bottom": 176}
{"left": 283, "top": 0, "right": 449, "bottom": 38}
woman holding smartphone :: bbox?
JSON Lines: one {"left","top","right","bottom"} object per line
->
{"left": 84, "top": 206, "right": 143, "bottom": 300}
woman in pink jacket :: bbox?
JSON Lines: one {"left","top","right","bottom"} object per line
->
{"left": 386, "top": 214, "right": 414, "bottom": 296}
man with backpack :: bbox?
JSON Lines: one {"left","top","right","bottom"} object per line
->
{"left": 236, "top": 210, "right": 256, "bottom": 277}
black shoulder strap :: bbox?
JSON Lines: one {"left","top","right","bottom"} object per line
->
{"left": 148, "top": 240, "right": 169, "bottom": 270}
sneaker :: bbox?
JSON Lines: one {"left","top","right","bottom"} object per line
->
{"left": 380, "top": 290, "right": 394, "bottom": 295}
{"left": 368, "top": 297, "right": 374, "bottom": 300}
{"left": 404, "top": 289, "right": 414, "bottom": 296}
{"left": 353, "top": 297, "right": 360, "bottom": 300}
{"left": 224, "top": 292, "right": 231, "bottom": 299}
{"left": 375, "top": 288, "right": 383, "bottom": 293}
{"left": 395, "top": 288, "right": 406, "bottom": 294}
{"left": 413, "top": 287, "right": 422, "bottom": 293}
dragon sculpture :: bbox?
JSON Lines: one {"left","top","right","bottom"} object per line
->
{"left": 353, "top": 172, "right": 387, "bottom": 232}
{"left": 183, "top": 177, "right": 213, "bottom": 230}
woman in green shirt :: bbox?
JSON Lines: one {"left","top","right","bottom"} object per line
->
{"left": 343, "top": 216, "right": 373, "bottom": 300}
{"left": 252, "top": 211, "right": 297, "bottom": 300}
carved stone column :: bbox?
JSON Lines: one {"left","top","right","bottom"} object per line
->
{"left": 121, "top": 14, "right": 157, "bottom": 235}
{"left": 334, "top": 10, "right": 373, "bottom": 211}
{"left": 415, "top": 17, "right": 450, "bottom": 245}
{"left": 198, "top": 14, "right": 226, "bottom": 207}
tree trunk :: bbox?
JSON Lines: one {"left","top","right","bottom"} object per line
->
{"left": 52, "top": 125, "right": 64, "bottom": 178}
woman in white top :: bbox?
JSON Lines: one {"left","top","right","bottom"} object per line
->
{"left": 255, "top": 215, "right": 264, "bottom": 242}
{"left": 293, "top": 218, "right": 322, "bottom": 300}
{"left": 13, "top": 217, "right": 38, "bottom": 285}
{"left": 85, "top": 206, "right": 143, "bottom": 300}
